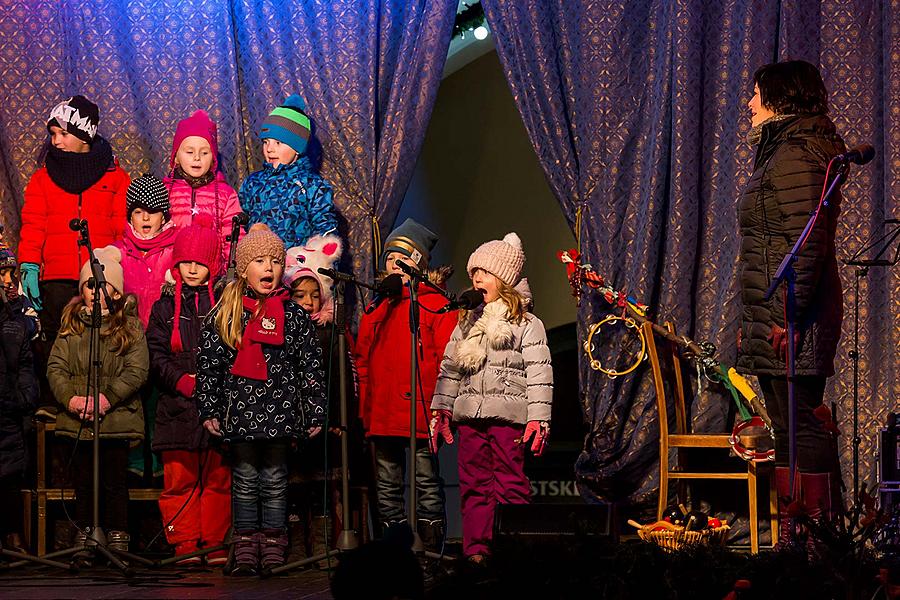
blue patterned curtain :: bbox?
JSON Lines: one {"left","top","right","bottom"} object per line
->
{"left": 483, "top": 0, "right": 900, "bottom": 508}
{"left": 0, "top": 0, "right": 456, "bottom": 282}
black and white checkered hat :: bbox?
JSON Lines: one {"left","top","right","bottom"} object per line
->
{"left": 126, "top": 174, "right": 170, "bottom": 220}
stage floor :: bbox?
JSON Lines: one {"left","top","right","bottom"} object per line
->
{"left": 0, "top": 566, "right": 334, "bottom": 599}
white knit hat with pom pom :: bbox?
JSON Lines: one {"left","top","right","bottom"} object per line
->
{"left": 79, "top": 245, "right": 124, "bottom": 294}
{"left": 466, "top": 232, "right": 526, "bottom": 286}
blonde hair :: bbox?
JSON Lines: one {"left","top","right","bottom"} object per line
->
{"left": 460, "top": 279, "right": 527, "bottom": 325}
{"left": 214, "top": 276, "right": 248, "bottom": 350}
{"left": 58, "top": 293, "right": 140, "bottom": 355}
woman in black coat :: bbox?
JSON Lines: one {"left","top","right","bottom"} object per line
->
{"left": 737, "top": 60, "right": 845, "bottom": 540}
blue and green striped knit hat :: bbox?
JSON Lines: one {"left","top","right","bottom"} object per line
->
{"left": 259, "top": 94, "right": 311, "bottom": 155}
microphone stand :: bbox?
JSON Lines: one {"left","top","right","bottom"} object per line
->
{"left": 843, "top": 219, "right": 900, "bottom": 502}
{"left": 267, "top": 269, "right": 365, "bottom": 575}
{"left": 33, "top": 221, "right": 153, "bottom": 575}
{"left": 224, "top": 214, "right": 246, "bottom": 283}
{"left": 764, "top": 161, "right": 847, "bottom": 498}
{"left": 395, "top": 262, "right": 455, "bottom": 562}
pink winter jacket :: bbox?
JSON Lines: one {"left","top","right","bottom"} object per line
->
{"left": 114, "top": 224, "right": 178, "bottom": 328}
{"left": 163, "top": 171, "right": 242, "bottom": 275}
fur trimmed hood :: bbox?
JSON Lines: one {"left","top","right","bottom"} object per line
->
{"left": 455, "top": 299, "right": 516, "bottom": 374}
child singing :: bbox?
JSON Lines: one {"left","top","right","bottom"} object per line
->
{"left": 147, "top": 217, "right": 230, "bottom": 567}
{"left": 430, "top": 233, "right": 553, "bottom": 566}
{"left": 196, "top": 223, "right": 326, "bottom": 575}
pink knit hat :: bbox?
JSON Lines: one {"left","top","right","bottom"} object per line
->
{"left": 171, "top": 214, "right": 220, "bottom": 275}
{"left": 170, "top": 110, "right": 219, "bottom": 172}
{"left": 169, "top": 215, "right": 219, "bottom": 352}
{"left": 466, "top": 232, "right": 526, "bottom": 286}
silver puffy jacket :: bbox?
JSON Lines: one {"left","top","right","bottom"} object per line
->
{"left": 431, "top": 300, "right": 553, "bottom": 425}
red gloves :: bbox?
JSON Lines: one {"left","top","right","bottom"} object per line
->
{"left": 68, "top": 396, "right": 87, "bottom": 418}
{"left": 768, "top": 324, "right": 801, "bottom": 362}
{"left": 68, "top": 394, "right": 111, "bottom": 420}
{"left": 176, "top": 374, "right": 196, "bottom": 398}
{"left": 429, "top": 410, "right": 454, "bottom": 453}
{"left": 522, "top": 420, "right": 550, "bottom": 457}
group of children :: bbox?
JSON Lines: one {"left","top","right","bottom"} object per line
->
{"left": 0, "top": 92, "right": 554, "bottom": 574}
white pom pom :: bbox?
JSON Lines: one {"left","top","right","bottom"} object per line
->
{"left": 502, "top": 232, "right": 522, "bottom": 249}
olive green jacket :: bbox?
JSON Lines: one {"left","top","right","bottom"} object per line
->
{"left": 47, "top": 310, "right": 148, "bottom": 440}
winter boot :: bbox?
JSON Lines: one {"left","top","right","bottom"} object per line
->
{"left": 774, "top": 466, "right": 801, "bottom": 550}
{"left": 800, "top": 471, "right": 835, "bottom": 561}
{"left": 72, "top": 529, "right": 93, "bottom": 567}
{"left": 229, "top": 530, "right": 260, "bottom": 576}
{"left": 417, "top": 518, "right": 445, "bottom": 554}
{"left": 260, "top": 528, "right": 289, "bottom": 570}
{"left": 107, "top": 530, "right": 130, "bottom": 553}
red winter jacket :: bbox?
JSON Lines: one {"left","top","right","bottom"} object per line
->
{"left": 355, "top": 281, "right": 457, "bottom": 438}
{"left": 18, "top": 164, "right": 129, "bottom": 281}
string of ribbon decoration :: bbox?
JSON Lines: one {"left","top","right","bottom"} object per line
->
{"left": 558, "top": 248, "right": 774, "bottom": 462}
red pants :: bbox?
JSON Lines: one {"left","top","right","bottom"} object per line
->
{"left": 457, "top": 422, "right": 531, "bottom": 557}
{"left": 159, "top": 449, "right": 232, "bottom": 546}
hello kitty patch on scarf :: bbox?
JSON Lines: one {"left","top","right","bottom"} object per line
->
{"left": 454, "top": 299, "right": 516, "bottom": 374}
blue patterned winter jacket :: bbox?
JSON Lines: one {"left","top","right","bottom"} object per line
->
{"left": 239, "top": 157, "right": 338, "bottom": 248}
{"left": 196, "top": 298, "right": 327, "bottom": 442}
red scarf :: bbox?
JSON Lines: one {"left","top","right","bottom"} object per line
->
{"left": 231, "top": 290, "right": 289, "bottom": 380}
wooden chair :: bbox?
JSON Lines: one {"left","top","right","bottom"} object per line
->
{"left": 645, "top": 321, "right": 777, "bottom": 553}
{"left": 26, "top": 420, "right": 161, "bottom": 556}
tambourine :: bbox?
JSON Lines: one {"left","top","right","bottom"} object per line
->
{"left": 728, "top": 416, "right": 775, "bottom": 462}
{"left": 583, "top": 314, "right": 647, "bottom": 378}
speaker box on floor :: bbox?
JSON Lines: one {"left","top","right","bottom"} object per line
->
{"left": 493, "top": 502, "right": 617, "bottom": 543}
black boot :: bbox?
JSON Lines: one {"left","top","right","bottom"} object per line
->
{"left": 774, "top": 466, "right": 801, "bottom": 550}
{"left": 417, "top": 519, "right": 445, "bottom": 554}
{"left": 800, "top": 471, "right": 835, "bottom": 561}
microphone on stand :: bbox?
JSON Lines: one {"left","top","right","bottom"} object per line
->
{"left": 363, "top": 273, "right": 404, "bottom": 314}
{"left": 69, "top": 218, "right": 87, "bottom": 232}
{"left": 232, "top": 212, "right": 250, "bottom": 226}
{"left": 833, "top": 144, "right": 875, "bottom": 166}
{"left": 436, "top": 289, "right": 485, "bottom": 313}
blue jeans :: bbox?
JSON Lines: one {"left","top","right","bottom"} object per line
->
{"left": 372, "top": 436, "right": 445, "bottom": 524}
{"left": 230, "top": 441, "right": 289, "bottom": 531}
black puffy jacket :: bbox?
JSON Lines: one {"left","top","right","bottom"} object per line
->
{"left": 0, "top": 300, "right": 39, "bottom": 478}
{"left": 147, "top": 283, "right": 213, "bottom": 452}
{"left": 737, "top": 114, "right": 845, "bottom": 377}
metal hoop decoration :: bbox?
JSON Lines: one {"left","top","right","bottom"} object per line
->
{"left": 729, "top": 416, "right": 776, "bottom": 462}
{"left": 582, "top": 314, "right": 647, "bottom": 378}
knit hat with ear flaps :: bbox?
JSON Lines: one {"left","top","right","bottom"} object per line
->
{"left": 126, "top": 174, "right": 170, "bottom": 220}
{"left": 380, "top": 218, "right": 438, "bottom": 270}
{"left": 236, "top": 223, "right": 286, "bottom": 277}
{"left": 169, "top": 215, "right": 219, "bottom": 352}
{"left": 170, "top": 109, "right": 219, "bottom": 172}
{"left": 47, "top": 95, "right": 99, "bottom": 144}
{"left": 466, "top": 232, "right": 526, "bottom": 287}
{"left": 79, "top": 245, "right": 124, "bottom": 294}
{"left": 259, "top": 94, "right": 311, "bottom": 156}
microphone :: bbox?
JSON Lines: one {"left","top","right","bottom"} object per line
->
{"left": 394, "top": 259, "right": 425, "bottom": 280}
{"left": 833, "top": 144, "right": 875, "bottom": 165}
{"left": 437, "top": 289, "right": 485, "bottom": 313}
{"left": 318, "top": 267, "right": 362, "bottom": 285}
{"left": 69, "top": 218, "right": 87, "bottom": 232}
{"left": 232, "top": 212, "right": 250, "bottom": 226}
{"left": 364, "top": 273, "right": 403, "bottom": 314}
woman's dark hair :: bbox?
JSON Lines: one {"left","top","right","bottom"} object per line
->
{"left": 754, "top": 60, "right": 828, "bottom": 115}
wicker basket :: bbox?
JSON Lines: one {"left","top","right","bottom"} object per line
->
{"left": 627, "top": 519, "right": 730, "bottom": 552}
